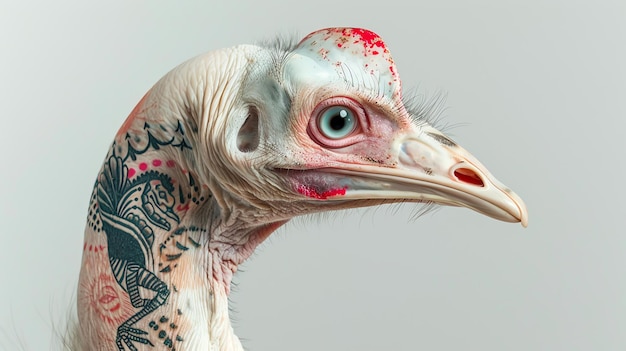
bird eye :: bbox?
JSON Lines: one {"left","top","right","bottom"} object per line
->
{"left": 308, "top": 97, "right": 366, "bottom": 148}
{"left": 318, "top": 106, "right": 356, "bottom": 139}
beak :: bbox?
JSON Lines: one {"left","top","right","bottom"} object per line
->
{"left": 326, "top": 127, "right": 528, "bottom": 227}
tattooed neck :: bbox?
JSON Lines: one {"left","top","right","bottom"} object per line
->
{"left": 77, "top": 86, "right": 263, "bottom": 351}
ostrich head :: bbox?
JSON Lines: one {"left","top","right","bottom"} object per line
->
{"left": 197, "top": 27, "right": 526, "bottom": 253}
{"left": 76, "top": 27, "right": 527, "bottom": 351}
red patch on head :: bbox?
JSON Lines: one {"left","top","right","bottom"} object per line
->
{"left": 342, "top": 28, "right": 386, "bottom": 56}
{"left": 303, "top": 28, "right": 390, "bottom": 58}
{"left": 344, "top": 28, "right": 386, "bottom": 49}
{"left": 296, "top": 27, "right": 402, "bottom": 100}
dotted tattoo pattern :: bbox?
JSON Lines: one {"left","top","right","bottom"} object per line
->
{"left": 84, "top": 116, "right": 211, "bottom": 351}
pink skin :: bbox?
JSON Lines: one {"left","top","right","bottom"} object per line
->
{"left": 288, "top": 92, "right": 407, "bottom": 200}
{"left": 116, "top": 92, "right": 150, "bottom": 138}
{"left": 285, "top": 28, "right": 411, "bottom": 201}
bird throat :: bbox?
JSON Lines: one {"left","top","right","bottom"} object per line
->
{"left": 78, "top": 154, "right": 280, "bottom": 350}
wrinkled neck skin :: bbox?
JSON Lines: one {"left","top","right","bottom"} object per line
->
{"left": 76, "top": 45, "right": 277, "bottom": 351}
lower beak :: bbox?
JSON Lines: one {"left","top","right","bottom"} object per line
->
{"left": 326, "top": 129, "right": 528, "bottom": 227}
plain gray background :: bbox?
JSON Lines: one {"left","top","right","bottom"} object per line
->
{"left": 1, "top": 0, "right": 624, "bottom": 350}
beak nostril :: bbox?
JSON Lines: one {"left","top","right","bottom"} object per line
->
{"left": 454, "top": 168, "right": 484, "bottom": 187}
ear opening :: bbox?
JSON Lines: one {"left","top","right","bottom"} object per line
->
{"left": 237, "top": 106, "right": 260, "bottom": 152}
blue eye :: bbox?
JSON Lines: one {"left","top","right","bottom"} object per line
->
{"left": 318, "top": 106, "right": 356, "bottom": 139}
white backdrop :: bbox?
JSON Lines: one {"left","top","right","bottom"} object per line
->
{"left": 1, "top": 1, "right": 624, "bottom": 350}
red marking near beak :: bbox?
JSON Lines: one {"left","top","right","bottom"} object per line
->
{"left": 297, "top": 184, "right": 347, "bottom": 199}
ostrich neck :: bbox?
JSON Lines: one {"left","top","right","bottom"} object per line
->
{"left": 79, "top": 221, "right": 252, "bottom": 351}
{"left": 147, "top": 247, "right": 247, "bottom": 351}
{"left": 77, "top": 83, "right": 280, "bottom": 350}
{"left": 77, "top": 141, "right": 269, "bottom": 350}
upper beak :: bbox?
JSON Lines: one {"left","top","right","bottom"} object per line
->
{"left": 327, "top": 127, "right": 528, "bottom": 227}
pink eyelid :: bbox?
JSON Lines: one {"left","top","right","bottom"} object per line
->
{"left": 307, "top": 96, "right": 369, "bottom": 149}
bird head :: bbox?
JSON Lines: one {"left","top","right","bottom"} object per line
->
{"left": 189, "top": 27, "right": 527, "bottom": 231}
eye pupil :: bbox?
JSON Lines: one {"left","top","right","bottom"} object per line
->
{"left": 318, "top": 105, "right": 356, "bottom": 140}
{"left": 329, "top": 110, "right": 348, "bottom": 130}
